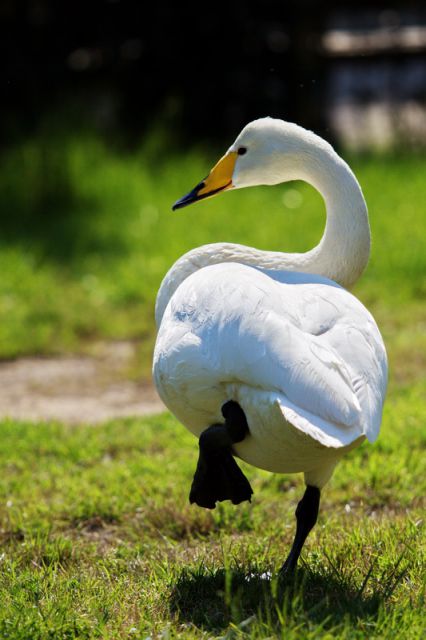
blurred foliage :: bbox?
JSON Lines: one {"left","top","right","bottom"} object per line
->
{"left": 1, "top": 0, "right": 335, "bottom": 147}
{"left": 3, "top": 1, "right": 426, "bottom": 152}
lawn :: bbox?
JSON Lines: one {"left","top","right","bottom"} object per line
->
{"left": 0, "top": 385, "right": 424, "bottom": 638}
{"left": 0, "top": 132, "right": 425, "bottom": 637}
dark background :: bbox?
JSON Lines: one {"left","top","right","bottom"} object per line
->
{"left": 2, "top": 0, "right": 426, "bottom": 149}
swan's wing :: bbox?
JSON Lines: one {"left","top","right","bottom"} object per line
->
{"left": 322, "top": 316, "right": 387, "bottom": 443}
{"left": 231, "top": 306, "right": 363, "bottom": 429}
{"left": 154, "top": 263, "right": 387, "bottom": 447}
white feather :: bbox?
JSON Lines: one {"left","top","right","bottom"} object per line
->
{"left": 153, "top": 118, "right": 388, "bottom": 489}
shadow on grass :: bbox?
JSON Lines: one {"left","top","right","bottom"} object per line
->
{"left": 169, "top": 561, "right": 402, "bottom": 634}
{"left": 0, "top": 176, "right": 120, "bottom": 264}
{"left": 0, "top": 136, "right": 130, "bottom": 263}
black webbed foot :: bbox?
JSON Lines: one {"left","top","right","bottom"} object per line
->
{"left": 189, "top": 446, "right": 253, "bottom": 508}
{"left": 219, "top": 449, "right": 253, "bottom": 505}
{"left": 189, "top": 402, "right": 253, "bottom": 510}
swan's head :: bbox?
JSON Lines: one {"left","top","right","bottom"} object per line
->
{"left": 172, "top": 117, "right": 323, "bottom": 210}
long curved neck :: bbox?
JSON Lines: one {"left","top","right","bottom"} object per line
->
{"left": 156, "top": 143, "right": 370, "bottom": 327}
{"left": 295, "top": 146, "right": 370, "bottom": 285}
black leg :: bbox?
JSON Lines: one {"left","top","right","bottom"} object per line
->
{"left": 189, "top": 401, "right": 253, "bottom": 509}
{"left": 280, "top": 485, "right": 320, "bottom": 575}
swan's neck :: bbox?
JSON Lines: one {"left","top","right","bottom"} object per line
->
{"left": 295, "top": 147, "right": 370, "bottom": 286}
{"left": 156, "top": 143, "right": 370, "bottom": 327}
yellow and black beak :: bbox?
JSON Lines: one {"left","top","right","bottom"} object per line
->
{"left": 172, "top": 151, "right": 237, "bottom": 210}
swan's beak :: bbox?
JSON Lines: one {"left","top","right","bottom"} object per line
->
{"left": 172, "top": 151, "right": 237, "bottom": 210}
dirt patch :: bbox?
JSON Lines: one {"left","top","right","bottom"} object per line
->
{"left": 0, "top": 341, "right": 164, "bottom": 424}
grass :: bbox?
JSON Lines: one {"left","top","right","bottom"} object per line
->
{"left": 0, "top": 132, "right": 425, "bottom": 385}
{"left": 0, "top": 383, "right": 425, "bottom": 638}
{"left": 0, "top": 130, "right": 425, "bottom": 636}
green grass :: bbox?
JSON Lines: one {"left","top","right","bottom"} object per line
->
{"left": 0, "top": 133, "right": 425, "bottom": 384}
{"left": 0, "top": 383, "right": 425, "bottom": 638}
{"left": 0, "top": 131, "right": 425, "bottom": 637}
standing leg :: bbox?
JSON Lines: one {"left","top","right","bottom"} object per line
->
{"left": 189, "top": 400, "right": 253, "bottom": 509}
{"left": 280, "top": 485, "right": 320, "bottom": 575}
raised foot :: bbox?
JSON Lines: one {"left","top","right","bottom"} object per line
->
{"left": 189, "top": 404, "right": 252, "bottom": 510}
{"left": 189, "top": 448, "right": 253, "bottom": 509}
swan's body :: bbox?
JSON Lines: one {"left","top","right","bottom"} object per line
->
{"left": 153, "top": 118, "right": 387, "bottom": 572}
{"left": 154, "top": 261, "right": 386, "bottom": 486}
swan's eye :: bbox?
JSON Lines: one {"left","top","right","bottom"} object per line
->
{"left": 237, "top": 146, "right": 247, "bottom": 156}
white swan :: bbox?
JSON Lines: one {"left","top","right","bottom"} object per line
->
{"left": 153, "top": 118, "right": 387, "bottom": 573}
